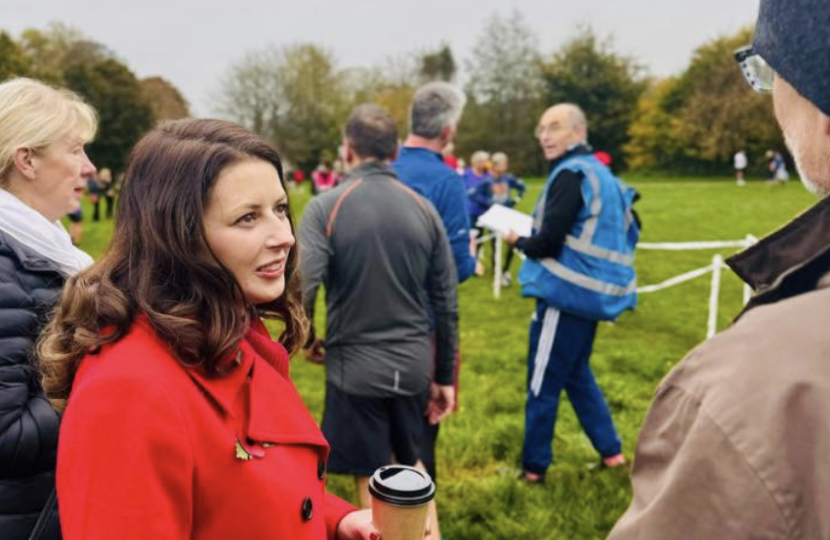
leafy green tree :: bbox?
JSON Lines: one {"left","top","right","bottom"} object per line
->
{"left": 140, "top": 76, "right": 190, "bottom": 123}
{"left": 541, "top": 28, "right": 646, "bottom": 169}
{"left": 670, "top": 28, "right": 783, "bottom": 172}
{"left": 214, "top": 43, "right": 346, "bottom": 171}
{"left": 364, "top": 54, "right": 420, "bottom": 137}
{"left": 625, "top": 27, "right": 784, "bottom": 173}
{"left": 214, "top": 48, "right": 285, "bottom": 138}
{"left": 275, "top": 44, "right": 346, "bottom": 170}
{"left": 372, "top": 81, "right": 415, "bottom": 138}
{"left": 624, "top": 78, "right": 684, "bottom": 171}
{"left": 419, "top": 44, "right": 456, "bottom": 82}
{"left": 65, "top": 58, "right": 154, "bottom": 173}
{"left": 10, "top": 24, "right": 155, "bottom": 174}
{"left": 0, "top": 32, "right": 29, "bottom": 81}
{"left": 459, "top": 10, "right": 545, "bottom": 175}
{"left": 17, "top": 23, "right": 98, "bottom": 84}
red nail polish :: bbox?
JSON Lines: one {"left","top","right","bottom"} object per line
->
{"left": 370, "top": 533, "right": 380, "bottom": 540}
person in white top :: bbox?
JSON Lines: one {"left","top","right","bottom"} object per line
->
{"left": 733, "top": 149, "right": 748, "bottom": 185}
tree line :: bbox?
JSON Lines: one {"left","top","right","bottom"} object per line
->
{"left": 213, "top": 12, "right": 784, "bottom": 176}
{"left": 0, "top": 23, "right": 189, "bottom": 175}
{"left": 1, "top": 17, "right": 784, "bottom": 177}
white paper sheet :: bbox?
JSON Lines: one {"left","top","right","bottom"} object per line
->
{"left": 476, "top": 204, "right": 533, "bottom": 237}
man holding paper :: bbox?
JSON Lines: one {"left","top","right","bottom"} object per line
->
{"left": 505, "top": 103, "right": 639, "bottom": 482}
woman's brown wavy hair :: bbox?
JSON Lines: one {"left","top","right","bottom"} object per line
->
{"left": 38, "top": 119, "right": 307, "bottom": 410}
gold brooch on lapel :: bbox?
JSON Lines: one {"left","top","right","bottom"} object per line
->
{"left": 235, "top": 435, "right": 266, "bottom": 460}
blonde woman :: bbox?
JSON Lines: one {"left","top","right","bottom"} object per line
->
{"left": 0, "top": 78, "right": 97, "bottom": 539}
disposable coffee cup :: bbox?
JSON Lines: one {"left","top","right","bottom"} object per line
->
{"left": 368, "top": 465, "right": 435, "bottom": 540}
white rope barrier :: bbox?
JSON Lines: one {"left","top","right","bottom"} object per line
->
{"left": 636, "top": 263, "right": 718, "bottom": 294}
{"left": 481, "top": 230, "right": 759, "bottom": 339}
{"left": 638, "top": 240, "right": 751, "bottom": 250}
{"left": 493, "top": 232, "right": 503, "bottom": 299}
{"left": 637, "top": 239, "right": 758, "bottom": 338}
{"left": 637, "top": 238, "right": 760, "bottom": 338}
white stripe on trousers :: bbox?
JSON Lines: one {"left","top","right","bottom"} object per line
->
{"left": 530, "top": 307, "right": 560, "bottom": 397}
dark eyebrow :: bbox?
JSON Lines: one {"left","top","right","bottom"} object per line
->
{"left": 225, "top": 202, "right": 261, "bottom": 217}
{"left": 231, "top": 197, "right": 287, "bottom": 215}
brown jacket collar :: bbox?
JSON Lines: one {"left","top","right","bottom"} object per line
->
{"left": 727, "top": 195, "right": 830, "bottom": 315}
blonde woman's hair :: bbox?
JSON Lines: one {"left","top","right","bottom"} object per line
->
{"left": 0, "top": 77, "right": 97, "bottom": 184}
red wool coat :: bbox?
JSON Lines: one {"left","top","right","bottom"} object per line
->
{"left": 57, "top": 316, "right": 355, "bottom": 540}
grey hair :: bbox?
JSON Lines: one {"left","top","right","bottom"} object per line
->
{"left": 471, "top": 150, "right": 489, "bottom": 165}
{"left": 491, "top": 152, "right": 508, "bottom": 165}
{"left": 410, "top": 82, "right": 467, "bottom": 139}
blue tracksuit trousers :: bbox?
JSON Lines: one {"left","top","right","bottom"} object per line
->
{"left": 521, "top": 300, "right": 621, "bottom": 475}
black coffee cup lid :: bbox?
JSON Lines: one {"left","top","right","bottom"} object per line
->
{"left": 368, "top": 465, "right": 435, "bottom": 506}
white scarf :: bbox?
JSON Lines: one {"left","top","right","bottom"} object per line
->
{"left": 0, "top": 188, "right": 94, "bottom": 277}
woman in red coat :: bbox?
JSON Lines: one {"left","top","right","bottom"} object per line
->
{"left": 38, "top": 119, "right": 380, "bottom": 540}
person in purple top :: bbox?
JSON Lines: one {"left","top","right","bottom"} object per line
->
{"left": 471, "top": 151, "right": 527, "bottom": 284}
{"left": 462, "top": 150, "right": 493, "bottom": 224}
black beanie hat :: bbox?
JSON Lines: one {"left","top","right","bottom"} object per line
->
{"left": 753, "top": 0, "right": 830, "bottom": 116}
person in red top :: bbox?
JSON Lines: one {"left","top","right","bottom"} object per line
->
{"left": 442, "top": 142, "right": 459, "bottom": 170}
{"left": 38, "top": 119, "right": 379, "bottom": 540}
{"left": 593, "top": 150, "right": 612, "bottom": 168}
{"left": 312, "top": 162, "right": 336, "bottom": 194}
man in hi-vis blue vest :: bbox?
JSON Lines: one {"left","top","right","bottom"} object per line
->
{"left": 505, "top": 103, "right": 639, "bottom": 483}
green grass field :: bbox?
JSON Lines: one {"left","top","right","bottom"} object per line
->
{"left": 69, "top": 176, "right": 816, "bottom": 539}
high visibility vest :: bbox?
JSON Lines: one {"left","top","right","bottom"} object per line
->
{"left": 518, "top": 154, "right": 639, "bottom": 321}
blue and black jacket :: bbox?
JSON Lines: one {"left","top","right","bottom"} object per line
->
{"left": 517, "top": 146, "right": 639, "bottom": 321}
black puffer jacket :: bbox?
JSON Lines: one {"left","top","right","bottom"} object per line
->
{"left": 0, "top": 230, "right": 64, "bottom": 540}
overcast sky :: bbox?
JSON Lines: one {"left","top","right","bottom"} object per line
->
{"left": 3, "top": 0, "right": 759, "bottom": 115}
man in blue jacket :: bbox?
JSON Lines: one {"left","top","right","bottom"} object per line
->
{"left": 506, "top": 103, "right": 638, "bottom": 482}
{"left": 394, "top": 82, "right": 479, "bottom": 282}
{"left": 392, "top": 82, "right": 481, "bottom": 495}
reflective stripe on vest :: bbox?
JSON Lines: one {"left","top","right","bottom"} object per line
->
{"left": 579, "top": 161, "right": 602, "bottom": 242}
{"left": 538, "top": 256, "right": 637, "bottom": 297}
{"left": 519, "top": 154, "right": 638, "bottom": 320}
{"left": 564, "top": 234, "right": 634, "bottom": 266}
{"left": 534, "top": 158, "right": 632, "bottom": 268}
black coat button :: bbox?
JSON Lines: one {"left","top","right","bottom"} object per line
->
{"left": 317, "top": 460, "right": 326, "bottom": 480}
{"left": 301, "top": 497, "right": 313, "bottom": 521}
